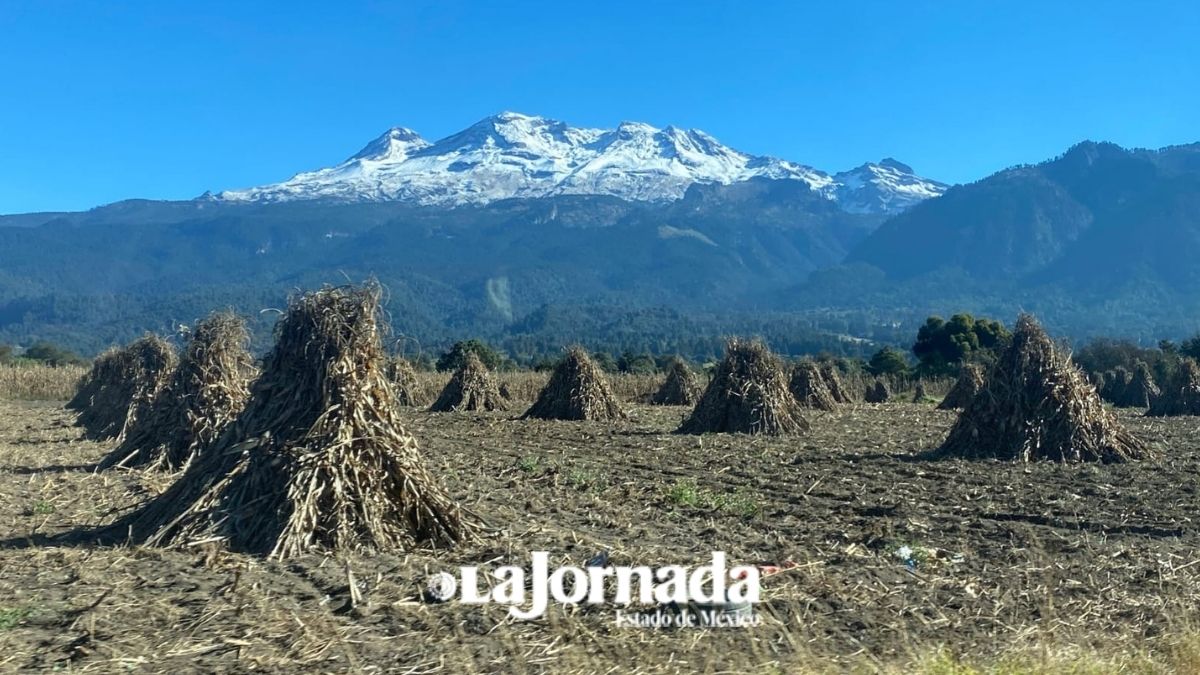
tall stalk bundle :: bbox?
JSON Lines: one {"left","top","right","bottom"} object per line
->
{"left": 864, "top": 379, "right": 891, "bottom": 404}
{"left": 788, "top": 360, "right": 837, "bottom": 411}
{"left": 66, "top": 348, "right": 122, "bottom": 412}
{"left": 650, "top": 357, "right": 701, "bottom": 406}
{"left": 935, "top": 315, "right": 1149, "bottom": 463}
{"left": 386, "top": 357, "right": 423, "bottom": 407}
{"left": 676, "top": 338, "right": 808, "bottom": 435}
{"left": 820, "top": 363, "right": 854, "bottom": 404}
{"left": 429, "top": 352, "right": 507, "bottom": 412}
{"left": 911, "top": 381, "right": 929, "bottom": 403}
{"left": 76, "top": 335, "right": 177, "bottom": 441}
{"left": 1146, "top": 359, "right": 1200, "bottom": 417}
{"left": 938, "top": 364, "right": 985, "bottom": 410}
{"left": 1116, "top": 361, "right": 1160, "bottom": 408}
{"left": 114, "top": 285, "right": 476, "bottom": 558}
{"left": 1099, "top": 367, "right": 1131, "bottom": 405}
{"left": 523, "top": 347, "right": 626, "bottom": 421}
{"left": 97, "top": 312, "right": 255, "bottom": 471}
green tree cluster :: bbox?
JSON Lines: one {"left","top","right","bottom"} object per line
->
{"left": 912, "top": 314, "right": 1010, "bottom": 376}
{"left": 435, "top": 339, "right": 507, "bottom": 372}
{"left": 617, "top": 351, "right": 657, "bottom": 374}
{"left": 22, "top": 341, "right": 85, "bottom": 366}
{"left": 867, "top": 346, "right": 909, "bottom": 376}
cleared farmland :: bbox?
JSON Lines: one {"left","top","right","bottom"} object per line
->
{"left": 2, "top": 390, "right": 1200, "bottom": 672}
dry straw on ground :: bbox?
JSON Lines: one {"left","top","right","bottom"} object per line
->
{"left": 429, "top": 352, "right": 508, "bottom": 412}
{"left": 1147, "top": 358, "right": 1200, "bottom": 417}
{"left": 935, "top": 314, "right": 1150, "bottom": 463}
{"left": 789, "top": 360, "right": 837, "bottom": 411}
{"left": 385, "top": 357, "right": 423, "bottom": 407}
{"left": 523, "top": 347, "right": 626, "bottom": 421}
{"left": 864, "top": 378, "right": 891, "bottom": 403}
{"left": 677, "top": 338, "right": 808, "bottom": 435}
{"left": 938, "top": 363, "right": 985, "bottom": 410}
{"left": 650, "top": 357, "right": 701, "bottom": 406}
{"left": 96, "top": 312, "right": 256, "bottom": 472}
{"left": 74, "top": 335, "right": 177, "bottom": 441}
{"left": 110, "top": 284, "right": 477, "bottom": 558}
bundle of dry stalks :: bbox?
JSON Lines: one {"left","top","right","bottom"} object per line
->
{"left": 1118, "top": 361, "right": 1160, "bottom": 408}
{"left": 75, "top": 335, "right": 177, "bottom": 441}
{"left": 820, "top": 363, "right": 854, "bottom": 404}
{"left": 935, "top": 314, "right": 1149, "bottom": 462}
{"left": 386, "top": 357, "right": 423, "bottom": 407}
{"left": 864, "top": 379, "right": 891, "bottom": 404}
{"left": 1099, "top": 366, "right": 1131, "bottom": 405}
{"left": 97, "top": 312, "right": 255, "bottom": 472}
{"left": 1146, "top": 359, "right": 1200, "bottom": 417}
{"left": 938, "top": 364, "right": 985, "bottom": 410}
{"left": 650, "top": 357, "right": 701, "bottom": 406}
{"left": 66, "top": 348, "right": 121, "bottom": 411}
{"left": 523, "top": 347, "right": 626, "bottom": 421}
{"left": 788, "top": 360, "right": 837, "bottom": 411}
{"left": 677, "top": 338, "right": 808, "bottom": 435}
{"left": 429, "top": 352, "right": 507, "bottom": 412}
{"left": 911, "top": 381, "right": 929, "bottom": 403}
{"left": 113, "top": 285, "right": 476, "bottom": 558}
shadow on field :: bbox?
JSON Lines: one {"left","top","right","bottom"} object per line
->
{"left": 0, "top": 523, "right": 126, "bottom": 551}
{"left": 4, "top": 463, "right": 98, "bottom": 475}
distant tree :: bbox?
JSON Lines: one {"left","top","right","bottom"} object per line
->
{"left": 22, "top": 341, "right": 84, "bottom": 366}
{"left": 653, "top": 354, "right": 681, "bottom": 371}
{"left": 617, "top": 351, "right": 657, "bottom": 374}
{"left": 867, "top": 347, "right": 909, "bottom": 376}
{"left": 436, "top": 339, "right": 505, "bottom": 372}
{"left": 1075, "top": 338, "right": 1160, "bottom": 374}
{"left": 1181, "top": 334, "right": 1200, "bottom": 361}
{"left": 912, "top": 314, "right": 1010, "bottom": 376}
{"left": 592, "top": 351, "right": 618, "bottom": 373}
{"left": 410, "top": 353, "right": 436, "bottom": 372}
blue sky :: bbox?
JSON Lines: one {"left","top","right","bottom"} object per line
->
{"left": 1, "top": 0, "right": 1197, "bottom": 213}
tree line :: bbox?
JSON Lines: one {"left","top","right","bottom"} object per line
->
{"left": 17, "top": 308, "right": 1200, "bottom": 385}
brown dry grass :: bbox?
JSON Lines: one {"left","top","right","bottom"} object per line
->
{"left": 0, "top": 364, "right": 85, "bottom": 401}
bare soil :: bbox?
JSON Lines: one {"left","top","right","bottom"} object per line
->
{"left": 2, "top": 398, "right": 1199, "bottom": 673}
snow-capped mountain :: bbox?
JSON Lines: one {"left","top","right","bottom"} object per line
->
{"left": 833, "top": 158, "right": 948, "bottom": 214}
{"left": 216, "top": 112, "right": 945, "bottom": 214}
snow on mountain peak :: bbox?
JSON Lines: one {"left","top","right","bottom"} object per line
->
{"left": 350, "top": 127, "right": 429, "bottom": 162}
{"left": 832, "top": 159, "right": 948, "bottom": 214}
{"left": 217, "top": 113, "right": 945, "bottom": 213}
